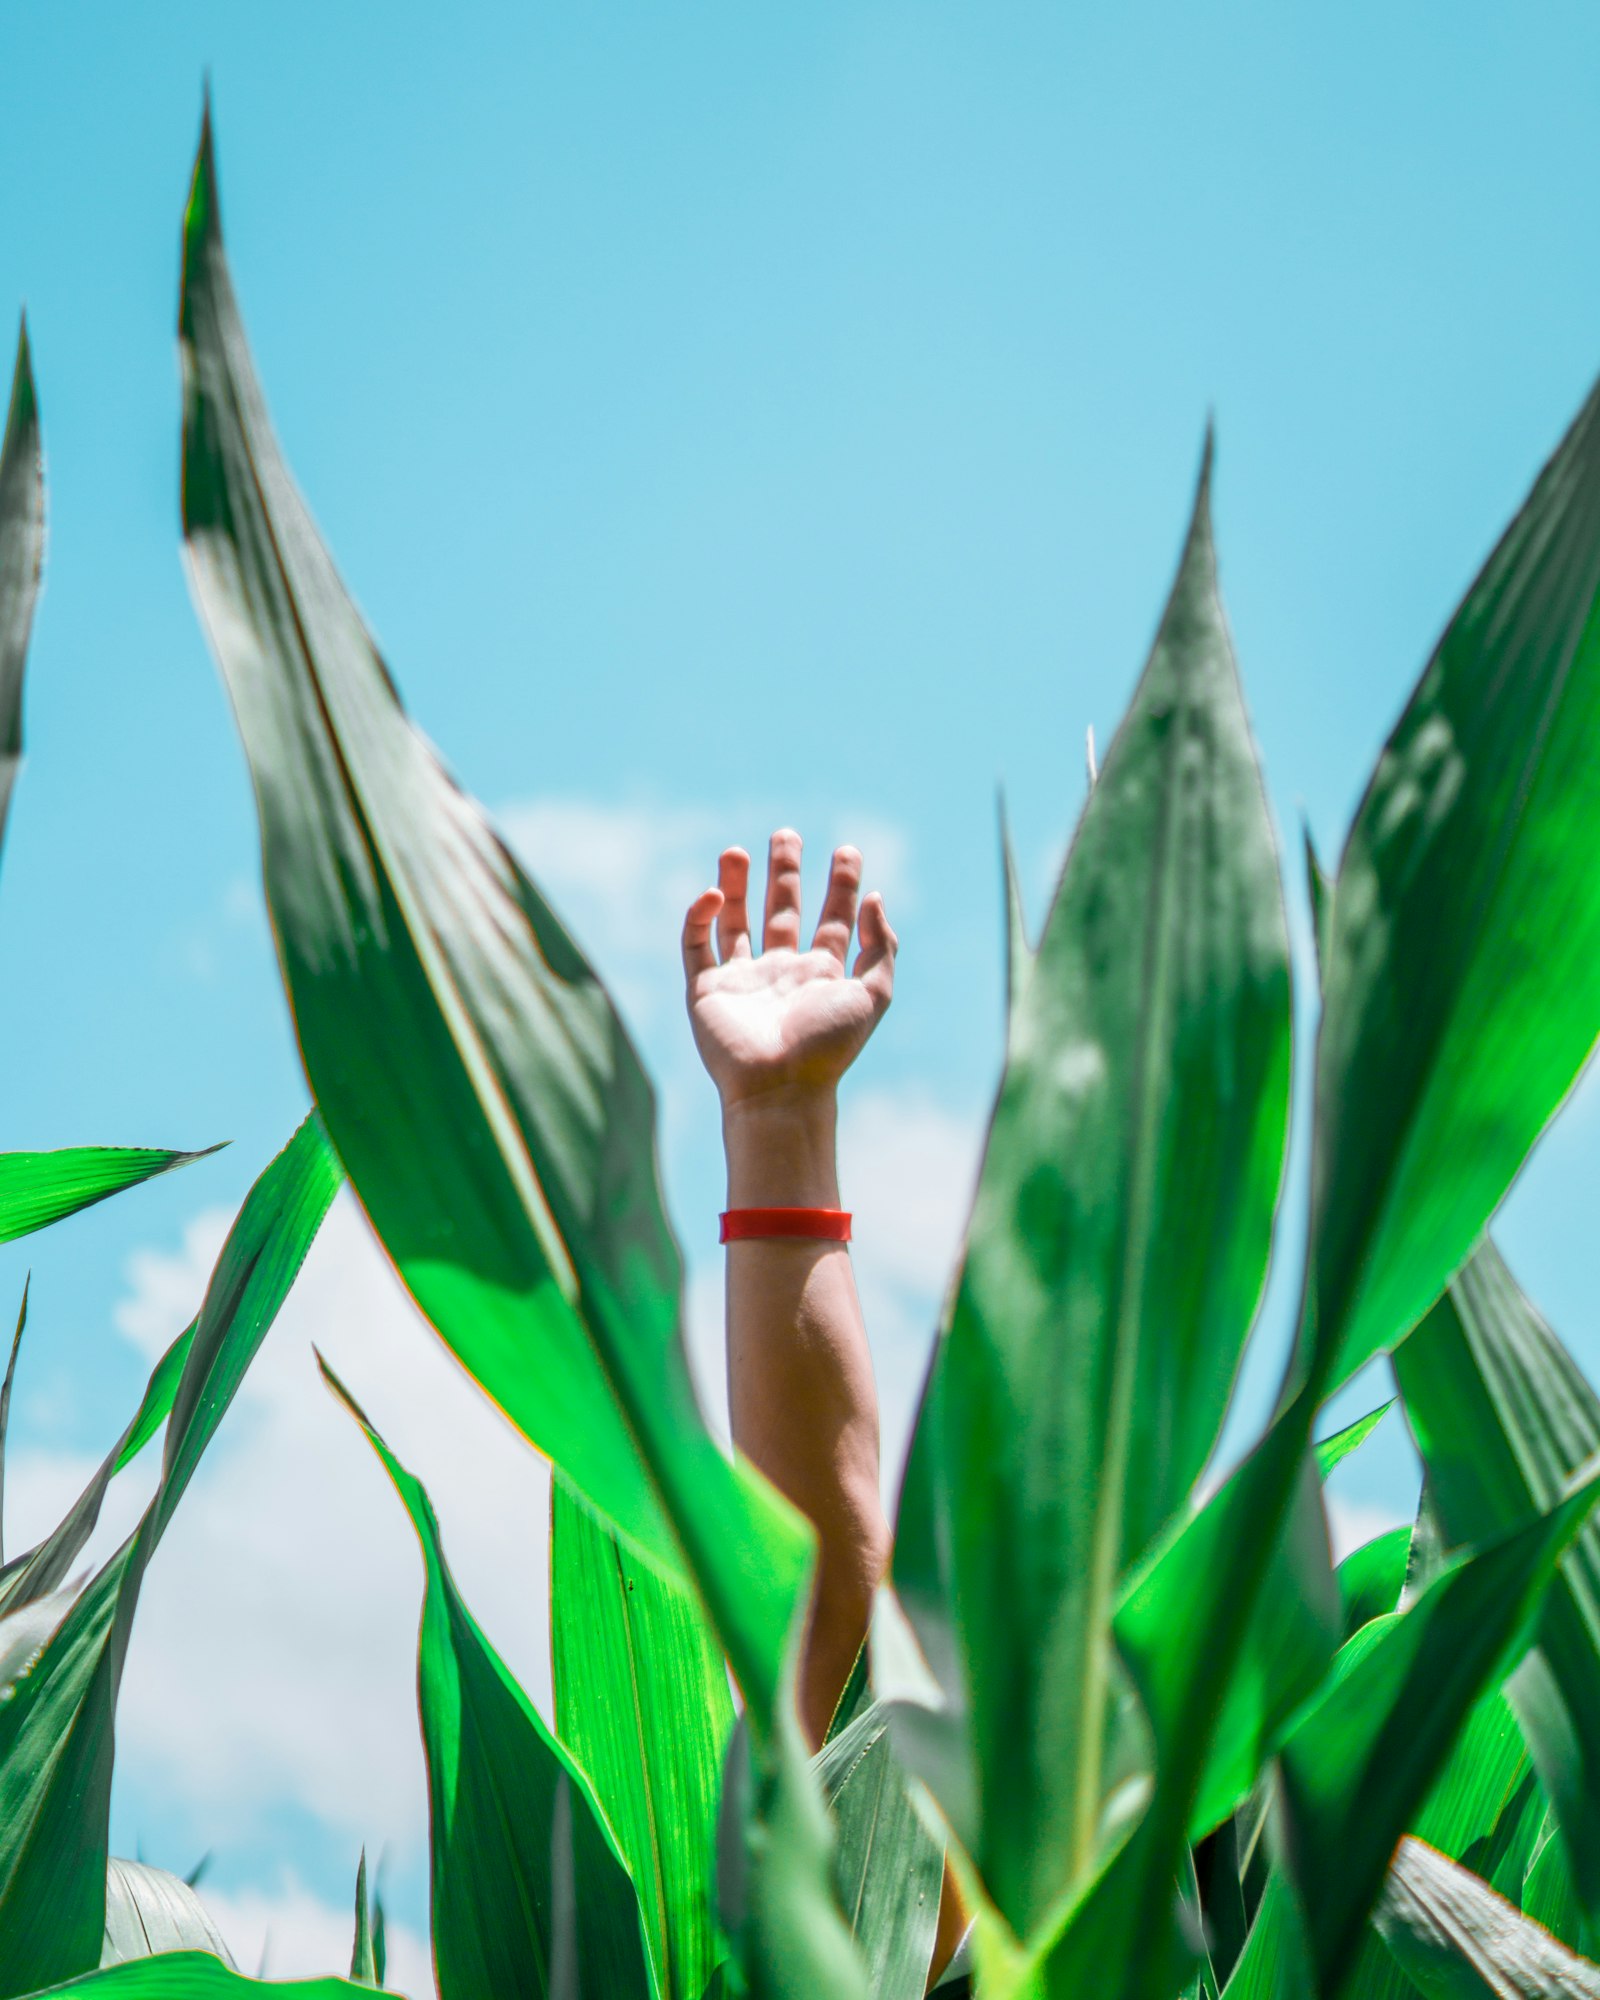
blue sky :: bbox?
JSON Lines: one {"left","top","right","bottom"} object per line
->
{"left": 5, "top": 1, "right": 1600, "bottom": 1982}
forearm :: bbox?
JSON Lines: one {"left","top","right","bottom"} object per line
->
{"left": 722, "top": 1087, "right": 891, "bottom": 1747}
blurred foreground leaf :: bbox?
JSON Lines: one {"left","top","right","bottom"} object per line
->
{"left": 0, "top": 317, "right": 42, "bottom": 862}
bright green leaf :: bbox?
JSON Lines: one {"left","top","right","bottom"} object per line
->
{"left": 0, "top": 1145, "right": 219, "bottom": 1248}
{"left": 30, "top": 1956, "right": 377, "bottom": 1998}
{"left": 1315, "top": 1400, "right": 1393, "bottom": 1478}
{"left": 551, "top": 1472, "right": 732, "bottom": 2000}
{"left": 1337, "top": 1526, "right": 1410, "bottom": 1641}
{"left": 324, "top": 1359, "right": 655, "bottom": 2000}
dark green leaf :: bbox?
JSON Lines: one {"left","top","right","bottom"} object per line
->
{"left": 1375, "top": 1836, "right": 1600, "bottom": 1999}
{"left": 816, "top": 1704, "right": 943, "bottom": 2000}
{"left": 101, "top": 1858, "right": 236, "bottom": 1968}
{"left": 1396, "top": 1240, "right": 1600, "bottom": 1931}
{"left": 324, "top": 1360, "right": 654, "bottom": 2000}
{"left": 349, "top": 1850, "right": 377, "bottom": 1987}
{"left": 0, "top": 1116, "right": 340, "bottom": 1998}
{"left": 551, "top": 1472, "right": 732, "bottom": 2000}
{"left": 0, "top": 1146, "right": 219, "bottom": 1247}
{"left": 1303, "top": 825, "right": 1332, "bottom": 984}
{"left": 1217, "top": 1874, "right": 1315, "bottom": 2000}
{"left": 1310, "top": 375, "right": 1600, "bottom": 1394}
{"left": 0, "top": 317, "right": 43, "bottom": 863}
{"left": 894, "top": 441, "right": 1292, "bottom": 1939}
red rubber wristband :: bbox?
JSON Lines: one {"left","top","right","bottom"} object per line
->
{"left": 720, "top": 1207, "right": 853, "bottom": 1244}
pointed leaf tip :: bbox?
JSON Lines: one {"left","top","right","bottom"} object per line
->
{"left": 185, "top": 97, "right": 221, "bottom": 253}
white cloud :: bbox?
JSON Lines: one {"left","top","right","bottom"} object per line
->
{"left": 201, "top": 1873, "right": 431, "bottom": 1997}
{"left": 1326, "top": 1491, "right": 1411, "bottom": 1565}
{"left": 114, "top": 1193, "right": 553, "bottom": 1870}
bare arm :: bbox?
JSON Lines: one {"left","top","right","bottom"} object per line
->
{"left": 681, "top": 830, "right": 895, "bottom": 1746}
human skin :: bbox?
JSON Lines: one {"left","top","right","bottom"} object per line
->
{"left": 682, "top": 830, "right": 964, "bottom": 1984}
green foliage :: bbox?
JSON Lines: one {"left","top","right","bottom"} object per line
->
{"left": 5, "top": 94, "right": 1600, "bottom": 2000}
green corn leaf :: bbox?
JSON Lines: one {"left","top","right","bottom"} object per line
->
{"left": 101, "top": 1859, "right": 236, "bottom": 1968}
{"left": 1218, "top": 1874, "right": 1315, "bottom": 2000}
{"left": 178, "top": 112, "right": 858, "bottom": 2000}
{"left": 1337, "top": 1526, "right": 1411, "bottom": 1640}
{"left": 177, "top": 101, "right": 803, "bottom": 1703}
{"left": 0, "top": 1313, "right": 196, "bottom": 1616}
{"left": 1395, "top": 1240, "right": 1600, "bottom": 1933}
{"left": 0, "top": 317, "right": 43, "bottom": 864}
{"left": 0, "top": 1279, "right": 27, "bottom": 1564}
{"left": 1315, "top": 1400, "right": 1394, "bottom": 1478}
{"left": 1276, "top": 1474, "right": 1600, "bottom": 1992}
{"left": 893, "top": 438, "right": 1292, "bottom": 1942}
{"left": 0, "top": 1581, "right": 78, "bottom": 1692}
{"left": 1375, "top": 1836, "right": 1600, "bottom": 1999}
{"left": 1310, "top": 374, "right": 1600, "bottom": 1396}
{"left": 0, "top": 1145, "right": 220, "bottom": 1247}
{"left": 0, "top": 1115, "right": 340, "bottom": 1998}
{"left": 349, "top": 1850, "right": 378, "bottom": 1987}
{"left": 551, "top": 1474, "right": 731, "bottom": 2000}
{"left": 29, "top": 1958, "right": 377, "bottom": 1998}
{"left": 322, "top": 1358, "right": 654, "bottom": 2000}
{"left": 815, "top": 1702, "right": 944, "bottom": 2000}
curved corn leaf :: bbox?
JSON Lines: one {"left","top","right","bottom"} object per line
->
{"left": 1396, "top": 1241, "right": 1600, "bottom": 1933}
{"left": 0, "top": 1115, "right": 340, "bottom": 1998}
{"left": 1338, "top": 1526, "right": 1411, "bottom": 1641}
{"left": 0, "top": 1314, "right": 195, "bottom": 1616}
{"left": 322, "top": 1359, "right": 654, "bottom": 2000}
{"left": 894, "top": 439, "right": 1292, "bottom": 1940}
{"left": 1315, "top": 1401, "right": 1394, "bottom": 1478}
{"left": 1525, "top": 1816, "right": 1589, "bottom": 1952}
{"left": 177, "top": 103, "right": 803, "bottom": 1702}
{"left": 1277, "top": 1476, "right": 1600, "bottom": 1992}
{"left": 816, "top": 1703, "right": 943, "bottom": 2000}
{"left": 102, "top": 1858, "right": 236, "bottom": 1968}
{"left": 1218, "top": 1875, "right": 1315, "bottom": 2000}
{"left": 0, "top": 317, "right": 42, "bottom": 864}
{"left": 0, "top": 1145, "right": 219, "bottom": 1247}
{"left": 0, "top": 1580, "right": 77, "bottom": 1691}
{"left": 1376, "top": 1836, "right": 1600, "bottom": 1999}
{"left": 178, "top": 112, "right": 859, "bottom": 2000}
{"left": 0, "top": 1279, "right": 27, "bottom": 1564}
{"left": 30, "top": 1958, "right": 376, "bottom": 1998}
{"left": 1310, "top": 373, "right": 1600, "bottom": 1395}
{"left": 551, "top": 1474, "right": 731, "bottom": 2000}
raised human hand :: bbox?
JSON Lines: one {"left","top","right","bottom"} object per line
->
{"left": 681, "top": 830, "right": 898, "bottom": 1111}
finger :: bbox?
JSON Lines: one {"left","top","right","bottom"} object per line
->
{"left": 852, "top": 892, "right": 898, "bottom": 1014}
{"left": 812, "top": 845, "right": 862, "bottom": 964}
{"left": 682, "top": 888, "right": 723, "bottom": 982}
{"left": 716, "top": 848, "right": 753, "bottom": 961}
{"left": 762, "top": 828, "right": 804, "bottom": 952}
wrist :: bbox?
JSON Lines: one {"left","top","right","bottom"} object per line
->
{"left": 721, "top": 1086, "right": 840, "bottom": 1208}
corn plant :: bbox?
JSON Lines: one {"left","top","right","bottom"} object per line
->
{"left": 5, "top": 99, "right": 1600, "bottom": 2000}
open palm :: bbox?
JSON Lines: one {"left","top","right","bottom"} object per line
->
{"left": 682, "top": 831, "right": 898, "bottom": 1108}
